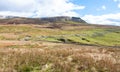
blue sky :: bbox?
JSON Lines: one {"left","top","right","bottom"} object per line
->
{"left": 0, "top": 0, "right": 120, "bottom": 26}
{"left": 71, "top": 0, "right": 120, "bottom": 16}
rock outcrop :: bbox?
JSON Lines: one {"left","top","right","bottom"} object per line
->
{"left": 40, "top": 16, "right": 86, "bottom": 23}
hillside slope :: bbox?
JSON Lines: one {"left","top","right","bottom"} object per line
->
{"left": 0, "top": 16, "right": 120, "bottom": 72}
{"left": 0, "top": 24, "right": 120, "bottom": 72}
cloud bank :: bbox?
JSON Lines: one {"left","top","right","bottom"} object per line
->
{"left": 0, "top": 0, "right": 85, "bottom": 17}
{"left": 82, "top": 13, "right": 120, "bottom": 26}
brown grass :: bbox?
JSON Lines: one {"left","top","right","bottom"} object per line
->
{"left": 0, "top": 44, "right": 119, "bottom": 72}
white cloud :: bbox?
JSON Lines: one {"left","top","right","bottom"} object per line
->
{"left": 114, "top": 0, "right": 117, "bottom": 2}
{"left": 82, "top": 13, "right": 120, "bottom": 26}
{"left": 118, "top": 4, "right": 120, "bottom": 8}
{"left": 0, "top": 0, "right": 85, "bottom": 17}
{"left": 0, "top": 11, "right": 34, "bottom": 17}
{"left": 97, "top": 5, "right": 106, "bottom": 11}
{"left": 113, "top": 0, "right": 120, "bottom": 2}
{"left": 113, "top": 0, "right": 120, "bottom": 8}
{"left": 102, "top": 5, "right": 106, "bottom": 10}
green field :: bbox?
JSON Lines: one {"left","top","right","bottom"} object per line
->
{"left": 0, "top": 24, "right": 119, "bottom": 47}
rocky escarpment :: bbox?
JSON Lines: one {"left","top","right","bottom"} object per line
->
{"left": 0, "top": 16, "right": 86, "bottom": 24}
{"left": 40, "top": 16, "right": 86, "bottom": 23}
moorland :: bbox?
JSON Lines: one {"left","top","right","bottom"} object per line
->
{"left": 0, "top": 16, "right": 120, "bottom": 72}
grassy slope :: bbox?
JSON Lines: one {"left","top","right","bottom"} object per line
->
{"left": 0, "top": 24, "right": 119, "bottom": 47}
{"left": 0, "top": 23, "right": 120, "bottom": 72}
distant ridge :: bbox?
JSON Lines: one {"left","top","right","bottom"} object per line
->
{"left": 0, "top": 16, "right": 86, "bottom": 24}
{"left": 40, "top": 16, "right": 86, "bottom": 23}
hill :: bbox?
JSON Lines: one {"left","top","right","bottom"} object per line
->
{"left": 0, "top": 16, "right": 120, "bottom": 72}
{"left": 0, "top": 16, "right": 86, "bottom": 24}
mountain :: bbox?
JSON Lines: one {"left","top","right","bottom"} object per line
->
{"left": 0, "top": 15, "right": 18, "bottom": 19}
{"left": 0, "top": 16, "right": 86, "bottom": 24}
{"left": 0, "top": 15, "right": 6, "bottom": 19}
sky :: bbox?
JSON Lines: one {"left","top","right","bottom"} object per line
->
{"left": 0, "top": 0, "right": 120, "bottom": 26}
